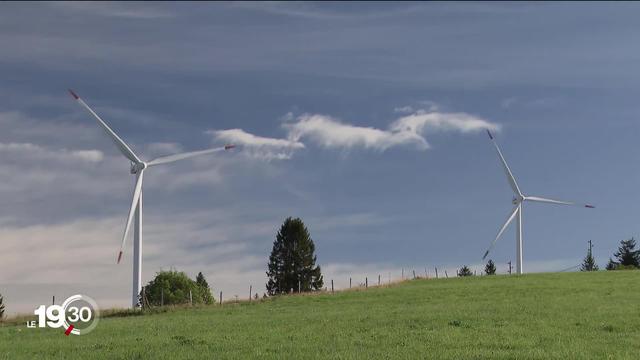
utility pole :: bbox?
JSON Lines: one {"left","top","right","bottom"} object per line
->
{"left": 588, "top": 240, "right": 593, "bottom": 257}
{"left": 508, "top": 261, "right": 512, "bottom": 275}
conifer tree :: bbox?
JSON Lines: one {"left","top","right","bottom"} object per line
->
{"left": 612, "top": 238, "right": 640, "bottom": 268}
{"left": 605, "top": 258, "right": 618, "bottom": 271}
{"left": 457, "top": 265, "right": 473, "bottom": 277}
{"left": 580, "top": 241, "right": 599, "bottom": 271}
{"left": 266, "top": 217, "right": 323, "bottom": 295}
{"left": 196, "top": 272, "right": 214, "bottom": 305}
{"left": 484, "top": 260, "right": 497, "bottom": 275}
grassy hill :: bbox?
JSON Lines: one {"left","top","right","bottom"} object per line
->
{"left": 1, "top": 271, "right": 639, "bottom": 359}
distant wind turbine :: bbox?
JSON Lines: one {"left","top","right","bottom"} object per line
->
{"left": 69, "top": 90, "right": 235, "bottom": 307}
{"left": 483, "top": 130, "right": 594, "bottom": 274}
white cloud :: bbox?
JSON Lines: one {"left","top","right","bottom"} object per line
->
{"left": 144, "top": 142, "right": 183, "bottom": 157}
{"left": 390, "top": 111, "right": 499, "bottom": 134}
{"left": 285, "top": 114, "right": 426, "bottom": 151}
{"left": 48, "top": 2, "right": 175, "bottom": 19}
{"left": 207, "top": 109, "right": 499, "bottom": 157}
{"left": 0, "top": 142, "right": 104, "bottom": 163}
{"left": 393, "top": 106, "right": 414, "bottom": 113}
{"left": 284, "top": 110, "right": 499, "bottom": 151}
{"left": 208, "top": 128, "right": 304, "bottom": 160}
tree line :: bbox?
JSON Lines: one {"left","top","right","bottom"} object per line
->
{"left": 457, "top": 237, "right": 640, "bottom": 277}
{"left": 5, "top": 219, "right": 636, "bottom": 316}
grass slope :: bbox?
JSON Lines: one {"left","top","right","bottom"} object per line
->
{"left": 1, "top": 271, "right": 639, "bottom": 359}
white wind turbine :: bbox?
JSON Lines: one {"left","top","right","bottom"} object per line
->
{"left": 483, "top": 130, "right": 594, "bottom": 274}
{"left": 69, "top": 90, "right": 235, "bottom": 307}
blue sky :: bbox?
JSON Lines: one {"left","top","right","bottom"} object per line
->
{"left": 1, "top": 2, "right": 639, "bottom": 313}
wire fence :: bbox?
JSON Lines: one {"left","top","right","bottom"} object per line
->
{"left": 134, "top": 263, "right": 527, "bottom": 309}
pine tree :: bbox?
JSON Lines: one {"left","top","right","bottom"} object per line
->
{"left": 196, "top": 272, "right": 214, "bottom": 305}
{"left": 580, "top": 241, "right": 599, "bottom": 271}
{"left": 612, "top": 238, "right": 640, "bottom": 268}
{"left": 605, "top": 258, "right": 618, "bottom": 271}
{"left": 457, "top": 265, "right": 473, "bottom": 277}
{"left": 484, "top": 260, "right": 497, "bottom": 275}
{"left": 0, "top": 293, "right": 5, "bottom": 320}
{"left": 266, "top": 217, "right": 323, "bottom": 295}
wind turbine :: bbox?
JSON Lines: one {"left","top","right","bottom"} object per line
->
{"left": 482, "top": 130, "right": 594, "bottom": 274}
{"left": 69, "top": 90, "right": 235, "bottom": 307}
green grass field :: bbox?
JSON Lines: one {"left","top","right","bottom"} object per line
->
{"left": 1, "top": 271, "right": 639, "bottom": 359}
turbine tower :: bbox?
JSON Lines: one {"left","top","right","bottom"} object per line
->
{"left": 483, "top": 130, "right": 594, "bottom": 274}
{"left": 69, "top": 90, "right": 235, "bottom": 307}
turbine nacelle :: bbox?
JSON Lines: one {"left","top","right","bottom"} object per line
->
{"left": 130, "top": 162, "right": 147, "bottom": 174}
{"left": 512, "top": 196, "right": 523, "bottom": 205}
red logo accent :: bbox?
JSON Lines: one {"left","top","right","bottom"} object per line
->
{"left": 65, "top": 325, "right": 74, "bottom": 336}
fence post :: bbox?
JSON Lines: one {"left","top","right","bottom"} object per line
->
{"left": 445, "top": 270, "right": 448, "bottom": 278}
{"left": 365, "top": 277, "right": 368, "bottom": 289}
{"left": 161, "top": 289, "right": 164, "bottom": 306}
{"left": 331, "top": 279, "right": 334, "bottom": 294}
{"left": 435, "top": 267, "right": 439, "bottom": 279}
{"left": 425, "top": 267, "right": 428, "bottom": 278}
{"left": 349, "top": 277, "right": 352, "bottom": 289}
{"left": 413, "top": 270, "right": 416, "bottom": 279}
{"left": 402, "top": 268, "right": 404, "bottom": 279}
{"left": 189, "top": 290, "right": 193, "bottom": 306}
{"left": 52, "top": 295, "right": 55, "bottom": 305}
{"left": 219, "top": 291, "right": 222, "bottom": 306}
{"left": 378, "top": 274, "right": 380, "bottom": 286}
{"left": 249, "top": 285, "right": 252, "bottom": 301}
{"left": 298, "top": 280, "right": 301, "bottom": 293}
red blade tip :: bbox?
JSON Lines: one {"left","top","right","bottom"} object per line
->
{"left": 486, "top": 129, "right": 493, "bottom": 139}
{"left": 68, "top": 89, "right": 79, "bottom": 100}
{"left": 117, "top": 251, "right": 123, "bottom": 264}
{"left": 224, "top": 144, "right": 236, "bottom": 150}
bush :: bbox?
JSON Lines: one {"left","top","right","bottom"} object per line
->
{"left": 142, "top": 270, "right": 207, "bottom": 306}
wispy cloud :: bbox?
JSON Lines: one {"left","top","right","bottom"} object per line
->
{"left": 208, "top": 128, "right": 304, "bottom": 160}
{"left": 285, "top": 110, "right": 499, "bottom": 151}
{"left": 286, "top": 114, "right": 428, "bottom": 151}
{"left": 0, "top": 142, "right": 104, "bottom": 163}
{"left": 48, "top": 2, "right": 175, "bottom": 19}
{"left": 208, "top": 109, "right": 498, "bottom": 158}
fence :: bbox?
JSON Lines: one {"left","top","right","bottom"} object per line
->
{"left": 131, "top": 264, "right": 508, "bottom": 309}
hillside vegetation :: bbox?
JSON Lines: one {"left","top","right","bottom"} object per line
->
{"left": 1, "top": 271, "right": 639, "bottom": 359}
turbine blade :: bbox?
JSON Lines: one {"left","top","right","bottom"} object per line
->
{"left": 68, "top": 89, "right": 141, "bottom": 164}
{"left": 525, "top": 196, "right": 595, "bottom": 208}
{"left": 483, "top": 205, "right": 519, "bottom": 260}
{"left": 487, "top": 130, "right": 522, "bottom": 196}
{"left": 117, "top": 170, "right": 144, "bottom": 263}
{"left": 146, "top": 144, "right": 234, "bottom": 167}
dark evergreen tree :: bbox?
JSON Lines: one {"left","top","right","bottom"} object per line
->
{"left": 457, "top": 265, "right": 473, "bottom": 277}
{"left": 0, "top": 293, "right": 5, "bottom": 319}
{"left": 484, "top": 260, "right": 497, "bottom": 275}
{"left": 612, "top": 238, "right": 640, "bottom": 268}
{"left": 580, "top": 242, "right": 599, "bottom": 271}
{"left": 605, "top": 258, "right": 618, "bottom": 271}
{"left": 196, "top": 272, "right": 214, "bottom": 305}
{"left": 266, "top": 217, "right": 323, "bottom": 295}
